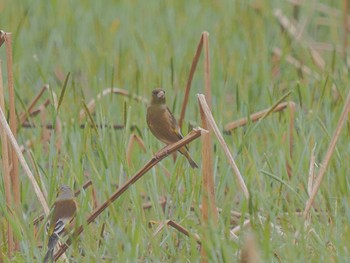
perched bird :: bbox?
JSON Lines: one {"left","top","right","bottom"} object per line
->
{"left": 146, "top": 88, "right": 198, "bottom": 168}
{"left": 43, "top": 185, "right": 77, "bottom": 263}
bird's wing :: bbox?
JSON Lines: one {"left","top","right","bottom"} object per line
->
{"left": 166, "top": 107, "right": 189, "bottom": 150}
{"left": 167, "top": 106, "right": 183, "bottom": 140}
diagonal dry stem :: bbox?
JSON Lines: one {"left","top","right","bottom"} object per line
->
{"left": 0, "top": 107, "right": 49, "bottom": 215}
{"left": 19, "top": 85, "right": 49, "bottom": 125}
{"left": 152, "top": 220, "right": 201, "bottom": 245}
{"left": 303, "top": 90, "right": 350, "bottom": 219}
{"left": 273, "top": 8, "right": 325, "bottom": 70}
{"left": 178, "top": 33, "right": 204, "bottom": 129}
{"left": 198, "top": 94, "right": 249, "bottom": 199}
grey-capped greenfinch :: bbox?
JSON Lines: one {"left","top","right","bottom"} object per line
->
{"left": 146, "top": 89, "right": 198, "bottom": 169}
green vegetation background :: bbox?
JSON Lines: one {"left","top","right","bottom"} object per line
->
{"left": 0, "top": 0, "right": 349, "bottom": 262}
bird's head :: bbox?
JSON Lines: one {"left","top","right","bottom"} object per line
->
{"left": 151, "top": 89, "right": 166, "bottom": 104}
{"left": 57, "top": 185, "right": 74, "bottom": 200}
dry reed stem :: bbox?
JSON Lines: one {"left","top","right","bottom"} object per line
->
{"left": 201, "top": 32, "right": 212, "bottom": 263}
{"left": 230, "top": 219, "right": 251, "bottom": 237}
{"left": 178, "top": 33, "right": 204, "bottom": 129}
{"left": 126, "top": 133, "right": 147, "bottom": 166}
{"left": 19, "top": 84, "right": 49, "bottom": 124}
{"left": 54, "top": 128, "right": 207, "bottom": 260}
{"left": 303, "top": 90, "right": 350, "bottom": 219}
{"left": 307, "top": 146, "right": 316, "bottom": 197}
{"left": 273, "top": 9, "right": 326, "bottom": 70}
{"left": 198, "top": 94, "right": 249, "bottom": 199}
{"left": 79, "top": 88, "right": 148, "bottom": 122}
{"left": 4, "top": 33, "right": 20, "bottom": 251}
{"left": 224, "top": 101, "right": 295, "bottom": 132}
{"left": 0, "top": 107, "right": 50, "bottom": 215}
{"left": 0, "top": 61, "right": 13, "bottom": 257}
{"left": 26, "top": 98, "right": 51, "bottom": 118}
{"left": 203, "top": 32, "right": 212, "bottom": 108}
{"left": 273, "top": 47, "right": 320, "bottom": 80}
{"left": 152, "top": 220, "right": 201, "bottom": 245}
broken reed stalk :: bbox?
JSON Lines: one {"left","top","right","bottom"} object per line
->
{"left": 79, "top": 88, "right": 148, "bottom": 122}
{"left": 303, "top": 90, "right": 350, "bottom": 220}
{"left": 4, "top": 32, "right": 20, "bottom": 251}
{"left": 198, "top": 94, "right": 249, "bottom": 200}
{"left": 224, "top": 101, "right": 295, "bottom": 132}
{"left": 0, "top": 61, "right": 13, "bottom": 257}
{"left": 54, "top": 128, "right": 207, "bottom": 260}
{"left": 178, "top": 33, "right": 204, "bottom": 129}
{"left": 0, "top": 106, "right": 50, "bottom": 215}
{"left": 19, "top": 84, "right": 49, "bottom": 124}
{"left": 153, "top": 220, "right": 201, "bottom": 245}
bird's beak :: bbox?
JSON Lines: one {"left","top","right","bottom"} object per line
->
{"left": 157, "top": 90, "right": 165, "bottom": 99}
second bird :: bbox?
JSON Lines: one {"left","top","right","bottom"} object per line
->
{"left": 146, "top": 89, "right": 198, "bottom": 169}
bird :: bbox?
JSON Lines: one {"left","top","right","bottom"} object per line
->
{"left": 146, "top": 88, "right": 198, "bottom": 169}
{"left": 43, "top": 185, "right": 77, "bottom": 263}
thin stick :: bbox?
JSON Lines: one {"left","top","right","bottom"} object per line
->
{"left": 152, "top": 220, "right": 201, "bottom": 245}
{"left": 4, "top": 33, "right": 20, "bottom": 251}
{"left": 19, "top": 84, "right": 49, "bottom": 124}
{"left": 198, "top": 94, "right": 250, "bottom": 199}
{"left": 178, "top": 34, "right": 204, "bottom": 128}
{"left": 0, "top": 107, "right": 50, "bottom": 215}
{"left": 224, "top": 101, "right": 294, "bottom": 132}
{"left": 0, "top": 61, "right": 13, "bottom": 257}
{"left": 79, "top": 88, "right": 148, "bottom": 122}
{"left": 303, "top": 91, "right": 350, "bottom": 219}
{"left": 54, "top": 128, "right": 207, "bottom": 260}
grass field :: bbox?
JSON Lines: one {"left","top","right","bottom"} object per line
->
{"left": 1, "top": 0, "right": 350, "bottom": 262}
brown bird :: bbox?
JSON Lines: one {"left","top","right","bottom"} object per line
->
{"left": 146, "top": 88, "right": 198, "bottom": 168}
{"left": 43, "top": 185, "right": 77, "bottom": 263}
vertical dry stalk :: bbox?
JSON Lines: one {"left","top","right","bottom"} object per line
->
{"left": 178, "top": 33, "right": 204, "bottom": 129}
{"left": 303, "top": 91, "right": 350, "bottom": 219}
{"left": 0, "top": 61, "right": 13, "bottom": 257}
{"left": 0, "top": 106, "right": 50, "bottom": 215}
{"left": 200, "top": 31, "right": 213, "bottom": 263}
{"left": 4, "top": 32, "right": 20, "bottom": 251}
{"left": 286, "top": 101, "right": 296, "bottom": 178}
{"left": 198, "top": 94, "right": 249, "bottom": 199}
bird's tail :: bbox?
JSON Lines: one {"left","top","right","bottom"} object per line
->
{"left": 180, "top": 147, "right": 199, "bottom": 169}
{"left": 43, "top": 234, "right": 59, "bottom": 263}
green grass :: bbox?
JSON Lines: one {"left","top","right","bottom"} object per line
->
{"left": 1, "top": 0, "right": 349, "bottom": 262}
